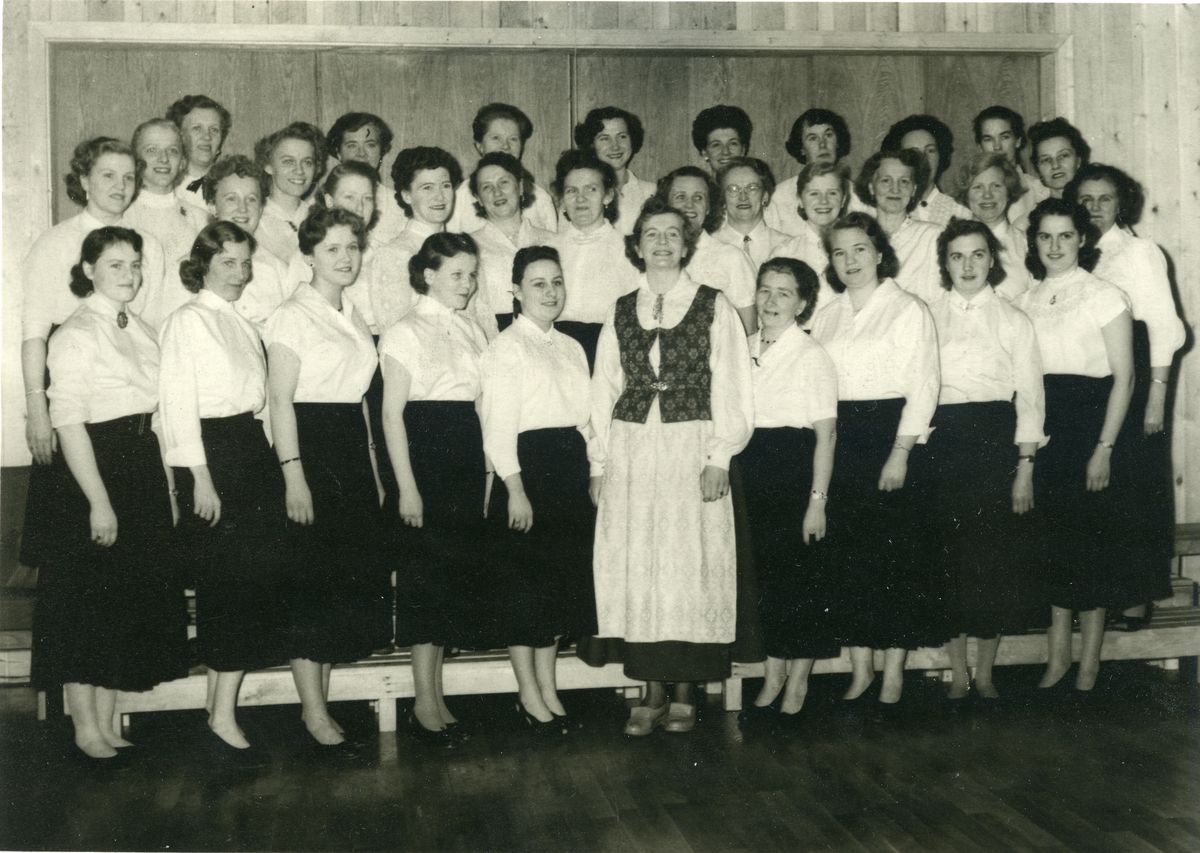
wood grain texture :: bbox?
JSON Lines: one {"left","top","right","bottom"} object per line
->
{"left": 750, "top": 2, "right": 785, "bottom": 33}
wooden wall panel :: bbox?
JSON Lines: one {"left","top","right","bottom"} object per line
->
{"left": 316, "top": 50, "right": 570, "bottom": 193}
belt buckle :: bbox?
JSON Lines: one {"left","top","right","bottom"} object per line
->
{"left": 650, "top": 381, "right": 670, "bottom": 392}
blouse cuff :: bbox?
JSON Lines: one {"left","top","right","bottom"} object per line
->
{"left": 589, "top": 461, "right": 605, "bottom": 479}
{"left": 704, "top": 449, "right": 732, "bottom": 471}
{"left": 164, "top": 441, "right": 207, "bottom": 469}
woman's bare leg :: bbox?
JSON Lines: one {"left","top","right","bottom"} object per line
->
{"left": 290, "top": 658, "right": 344, "bottom": 745}
{"left": 533, "top": 643, "right": 566, "bottom": 717}
{"left": 946, "top": 634, "right": 970, "bottom": 699}
{"left": 1039, "top": 606, "right": 1072, "bottom": 688}
{"left": 509, "top": 646, "right": 553, "bottom": 722}
{"left": 880, "top": 648, "right": 907, "bottom": 704}
{"left": 844, "top": 647, "right": 875, "bottom": 699}
{"left": 754, "top": 657, "right": 787, "bottom": 707}
{"left": 780, "top": 659, "right": 815, "bottom": 714}
{"left": 209, "top": 670, "right": 249, "bottom": 748}
{"left": 1075, "top": 608, "right": 1105, "bottom": 691}
{"left": 975, "top": 637, "right": 1001, "bottom": 698}
{"left": 65, "top": 683, "right": 117, "bottom": 758}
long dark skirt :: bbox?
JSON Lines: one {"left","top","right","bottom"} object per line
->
{"left": 393, "top": 401, "right": 489, "bottom": 648}
{"left": 484, "top": 427, "right": 598, "bottom": 648}
{"left": 738, "top": 427, "right": 840, "bottom": 660}
{"left": 827, "top": 399, "right": 944, "bottom": 650}
{"left": 31, "top": 413, "right": 189, "bottom": 692}
{"left": 1037, "top": 374, "right": 1127, "bottom": 610}
{"left": 173, "top": 413, "right": 289, "bottom": 673}
{"left": 927, "top": 401, "right": 1033, "bottom": 638}
{"left": 21, "top": 324, "right": 74, "bottom": 572}
{"left": 284, "top": 403, "right": 390, "bottom": 664}
{"left": 1109, "top": 321, "right": 1174, "bottom": 607}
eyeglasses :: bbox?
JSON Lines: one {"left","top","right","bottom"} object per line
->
{"left": 724, "top": 184, "right": 764, "bottom": 197}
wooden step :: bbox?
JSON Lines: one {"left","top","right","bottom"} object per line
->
{"left": 1158, "top": 577, "right": 1198, "bottom": 608}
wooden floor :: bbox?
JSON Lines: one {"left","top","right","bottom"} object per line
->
{"left": 1, "top": 662, "right": 1197, "bottom": 853}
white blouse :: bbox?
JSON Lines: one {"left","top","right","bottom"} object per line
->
{"left": 713, "top": 220, "right": 789, "bottom": 270}
{"left": 47, "top": 294, "right": 159, "bottom": 428}
{"left": 175, "top": 168, "right": 209, "bottom": 212}
{"left": 472, "top": 217, "right": 557, "bottom": 321}
{"left": 987, "top": 218, "right": 1033, "bottom": 301}
{"left": 591, "top": 273, "right": 754, "bottom": 475}
{"left": 449, "top": 181, "right": 559, "bottom": 235}
{"left": 159, "top": 289, "right": 266, "bottom": 467}
{"left": 748, "top": 323, "right": 838, "bottom": 430}
{"left": 234, "top": 247, "right": 292, "bottom": 331}
{"left": 263, "top": 282, "right": 377, "bottom": 403}
{"left": 123, "top": 190, "right": 208, "bottom": 269}
{"left": 928, "top": 286, "right": 1048, "bottom": 446}
{"left": 368, "top": 218, "right": 439, "bottom": 333}
{"left": 687, "top": 231, "right": 758, "bottom": 309}
{"left": 22, "top": 210, "right": 167, "bottom": 340}
{"left": 372, "top": 183, "right": 409, "bottom": 246}
{"left": 889, "top": 216, "right": 945, "bottom": 306}
{"left": 255, "top": 196, "right": 313, "bottom": 264}
{"left": 1094, "top": 225, "right": 1185, "bottom": 368}
{"left": 765, "top": 175, "right": 873, "bottom": 237}
{"left": 480, "top": 315, "right": 594, "bottom": 479}
{"left": 912, "top": 185, "right": 972, "bottom": 227}
{"left": 1007, "top": 170, "right": 1050, "bottom": 225}
{"left": 283, "top": 245, "right": 379, "bottom": 334}
{"left": 810, "top": 278, "right": 940, "bottom": 440}
{"left": 377, "top": 293, "right": 488, "bottom": 402}
{"left": 549, "top": 220, "right": 640, "bottom": 325}
{"left": 1013, "top": 266, "right": 1131, "bottom": 378}
{"left": 614, "top": 169, "right": 657, "bottom": 236}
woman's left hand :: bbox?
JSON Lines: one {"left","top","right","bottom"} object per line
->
{"left": 700, "top": 465, "right": 729, "bottom": 502}
{"left": 588, "top": 476, "right": 603, "bottom": 507}
{"left": 507, "top": 490, "right": 534, "bottom": 533}
{"left": 1086, "top": 447, "right": 1112, "bottom": 492}
{"left": 1011, "top": 469, "right": 1035, "bottom": 514}
{"left": 1144, "top": 386, "right": 1166, "bottom": 435}
{"left": 802, "top": 502, "right": 826, "bottom": 544}
{"left": 878, "top": 449, "right": 908, "bottom": 492}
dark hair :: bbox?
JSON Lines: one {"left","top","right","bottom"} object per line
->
{"left": 165, "top": 95, "right": 232, "bottom": 145}
{"left": 957, "top": 151, "right": 1024, "bottom": 213}
{"left": 69, "top": 226, "right": 143, "bottom": 298}
{"left": 881, "top": 114, "right": 957, "bottom": 182}
{"left": 573, "top": 106, "right": 646, "bottom": 160}
{"left": 655, "top": 166, "right": 724, "bottom": 235}
{"left": 936, "top": 217, "right": 1007, "bottom": 291}
{"left": 131, "top": 118, "right": 183, "bottom": 177}
{"left": 472, "top": 103, "right": 533, "bottom": 145}
{"left": 1063, "top": 162, "right": 1145, "bottom": 228}
{"left": 389, "top": 146, "right": 463, "bottom": 217}
{"left": 854, "top": 148, "right": 930, "bottom": 212}
{"left": 469, "top": 151, "right": 535, "bottom": 219}
{"left": 1024, "top": 197, "right": 1101, "bottom": 279}
{"left": 202, "top": 155, "right": 271, "bottom": 206}
{"left": 408, "top": 232, "right": 479, "bottom": 295}
{"left": 179, "top": 221, "right": 256, "bottom": 294}
{"left": 972, "top": 105, "right": 1027, "bottom": 151}
{"left": 716, "top": 157, "right": 776, "bottom": 201}
{"left": 796, "top": 162, "right": 852, "bottom": 221}
{"left": 691, "top": 105, "right": 753, "bottom": 154}
{"left": 65, "top": 137, "right": 141, "bottom": 207}
{"left": 623, "top": 197, "right": 698, "bottom": 272}
{"left": 297, "top": 206, "right": 368, "bottom": 257}
{"left": 784, "top": 108, "right": 852, "bottom": 164}
{"left": 1028, "top": 117, "right": 1091, "bottom": 167}
{"left": 822, "top": 212, "right": 900, "bottom": 292}
{"left": 510, "top": 245, "right": 562, "bottom": 316}
{"left": 326, "top": 112, "right": 394, "bottom": 159}
{"left": 253, "top": 122, "right": 329, "bottom": 199}
{"left": 317, "top": 160, "right": 381, "bottom": 231}
{"left": 757, "top": 257, "right": 821, "bottom": 324}
{"left": 551, "top": 150, "right": 619, "bottom": 224}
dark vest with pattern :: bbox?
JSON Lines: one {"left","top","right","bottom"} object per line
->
{"left": 612, "top": 285, "right": 717, "bottom": 424}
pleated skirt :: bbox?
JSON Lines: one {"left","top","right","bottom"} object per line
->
{"left": 173, "top": 412, "right": 289, "bottom": 673}
{"left": 483, "top": 427, "right": 598, "bottom": 648}
{"left": 31, "top": 413, "right": 190, "bottom": 692}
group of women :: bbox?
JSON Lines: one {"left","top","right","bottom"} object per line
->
{"left": 20, "top": 95, "right": 1184, "bottom": 764}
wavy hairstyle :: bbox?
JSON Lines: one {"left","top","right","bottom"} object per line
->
{"left": 854, "top": 148, "right": 930, "bottom": 212}
{"left": 1024, "top": 197, "right": 1101, "bottom": 279}
{"left": 298, "top": 206, "right": 368, "bottom": 257}
{"left": 795, "top": 161, "right": 852, "bottom": 221}
{"left": 1027, "top": 117, "right": 1091, "bottom": 167}
{"left": 326, "top": 112, "right": 394, "bottom": 160}
{"left": 389, "top": 146, "right": 463, "bottom": 217}
{"left": 757, "top": 256, "right": 821, "bottom": 325}
{"left": 202, "top": 155, "right": 271, "bottom": 206}
{"left": 957, "top": 150, "right": 1025, "bottom": 214}
{"left": 65, "top": 137, "right": 141, "bottom": 207}
{"left": 408, "top": 232, "right": 479, "bottom": 295}
{"left": 716, "top": 157, "right": 777, "bottom": 202}
{"left": 69, "top": 226, "right": 143, "bottom": 298}
{"left": 822, "top": 212, "right": 900, "bottom": 292}
{"left": 510, "top": 244, "right": 562, "bottom": 316}
{"left": 936, "top": 217, "right": 1007, "bottom": 291}
{"left": 179, "top": 221, "right": 257, "bottom": 294}
{"left": 552, "top": 150, "right": 619, "bottom": 225}
{"left": 784, "top": 108, "right": 852, "bottom": 164}
{"left": 1063, "top": 162, "right": 1146, "bottom": 229}
{"left": 655, "top": 165, "right": 724, "bottom": 235}
{"left": 469, "top": 151, "right": 536, "bottom": 219}
{"left": 623, "top": 197, "right": 699, "bottom": 272}
{"left": 573, "top": 106, "right": 646, "bottom": 159}
{"left": 253, "top": 122, "right": 329, "bottom": 199}
{"left": 165, "top": 95, "right": 232, "bottom": 145}
{"left": 881, "top": 114, "right": 958, "bottom": 182}
{"left": 472, "top": 103, "right": 533, "bottom": 146}
{"left": 691, "top": 105, "right": 753, "bottom": 153}
{"left": 315, "top": 160, "right": 381, "bottom": 231}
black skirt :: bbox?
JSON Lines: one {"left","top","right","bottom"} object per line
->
{"left": 483, "top": 427, "right": 598, "bottom": 648}
{"left": 1036, "top": 375, "right": 1127, "bottom": 610}
{"left": 31, "top": 413, "right": 190, "bottom": 692}
{"left": 393, "top": 401, "right": 489, "bottom": 648}
{"left": 737, "top": 427, "right": 840, "bottom": 660}
{"left": 927, "top": 401, "right": 1034, "bottom": 638}
{"left": 368, "top": 336, "right": 400, "bottom": 561}
{"left": 283, "top": 402, "right": 390, "bottom": 664}
{"left": 826, "top": 398, "right": 944, "bottom": 650}
{"left": 173, "top": 412, "right": 289, "bottom": 673}
{"left": 555, "top": 321, "right": 603, "bottom": 373}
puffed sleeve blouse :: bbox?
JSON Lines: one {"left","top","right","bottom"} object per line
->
{"left": 159, "top": 289, "right": 267, "bottom": 468}
{"left": 233, "top": 247, "right": 292, "bottom": 331}
{"left": 1012, "top": 266, "right": 1131, "bottom": 378}
{"left": 686, "top": 231, "right": 758, "bottom": 310}
{"left": 376, "top": 293, "right": 488, "bottom": 402}
{"left": 928, "top": 285, "right": 1048, "bottom": 447}
{"left": 1093, "top": 225, "right": 1185, "bottom": 368}
{"left": 748, "top": 323, "right": 839, "bottom": 430}
{"left": 262, "top": 283, "right": 377, "bottom": 403}
{"left": 590, "top": 272, "right": 754, "bottom": 477}
{"left": 46, "top": 295, "right": 159, "bottom": 429}
{"left": 479, "top": 314, "right": 595, "bottom": 480}
{"left": 888, "top": 216, "right": 945, "bottom": 306}
{"left": 255, "top": 197, "right": 314, "bottom": 265}
{"left": 810, "top": 278, "right": 940, "bottom": 441}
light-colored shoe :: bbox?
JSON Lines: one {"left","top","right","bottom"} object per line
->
{"left": 622, "top": 702, "right": 669, "bottom": 736}
{"left": 662, "top": 702, "right": 696, "bottom": 733}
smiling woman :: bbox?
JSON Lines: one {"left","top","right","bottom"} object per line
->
{"left": 253, "top": 122, "right": 329, "bottom": 263}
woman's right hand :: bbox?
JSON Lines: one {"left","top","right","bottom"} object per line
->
{"left": 89, "top": 501, "right": 118, "bottom": 547}
{"left": 285, "top": 479, "right": 315, "bottom": 525}
{"left": 25, "top": 404, "right": 56, "bottom": 465}
{"left": 399, "top": 489, "right": 424, "bottom": 528}
{"left": 507, "top": 490, "right": 534, "bottom": 533}
{"left": 193, "top": 478, "right": 222, "bottom": 527}
{"left": 589, "top": 476, "right": 603, "bottom": 507}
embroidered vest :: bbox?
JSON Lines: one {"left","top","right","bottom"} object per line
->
{"left": 612, "top": 285, "right": 716, "bottom": 424}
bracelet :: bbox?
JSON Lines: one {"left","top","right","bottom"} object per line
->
{"left": 1018, "top": 454, "right": 1036, "bottom": 464}
{"left": 810, "top": 490, "right": 829, "bottom": 501}
{"left": 1097, "top": 440, "right": 1115, "bottom": 450}
{"left": 25, "top": 389, "right": 45, "bottom": 396}
{"left": 892, "top": 443, "right": 910, "bottom": 452}
{"left": 279, "top": 456, "right": 301, "bottom": 467}
{"left": 169, "top": 489, "right": 179, "bottom": 496}
{"left": 1151, "top": 378, "right": 1166, "bottom": 385}
{"left": 369, "top": 443, "right": 377, "bottom": 450}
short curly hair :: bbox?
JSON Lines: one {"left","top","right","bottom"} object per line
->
{"left": 65, "top": 137, "right": 141, "bottom": 208}
{"left": 691, "top": 105, "right": 753, "bottom": 154}
{"left": 69, "top": 226, "right": 143, "bottom": 298}
{"left": 179, "top": 221, "right": 257, "bottom": 294}
{"left": 854, "top": 149, "right": 930, "bottom": 213}
{"left": 472, "top": 103, "right": 533, "bottom": 146}
{"left": 389, "top": 146, "right": 463, "bottom": 217}
{"left": 552, "top": 149, "right": 619, "bottom": 225}
{"left": 297, "top": 206, "right": 368, "bottom": 257}
{"left": 957, "top": 150, "right": 1025, "bottom": 214}
{"left": 757, "top": 256, "right": 821, "bottom": 324}
{"left": 623, "top": 197, "right": 699, "bottom": 273}
{"left": 936, "top": 217, "right": 1007, "bottom": 292}
{"left": 655, "top": 166, "right": 724, "bottom": 235}
{"left": 316, "top": 160, "right": 381, "bottom": 232}
{"left": 1028, "top": 118, "right": 1091, "bottom": 168}
{"left": 326, "top": 112, "right": 394, "bottom": 160}
{"left": 202, "top": 155, "right": 271, "bottom": 206}
{"left": 573, "top": 106, "right": 646, "bottom": 159}
{"left": 822, "top": 212, "right": 900, "bottom": 292}
{"left": 469, "top": 151, "right": 536, "bottom": 220}
{"left": 881, "top": 114, "right": 957, "bottom": 182}
{"left": 795, "top": 162, "right": 852, "bottom": 221}
{"left": 784, "top": 108, "right": 852, "bottom": 165}
{"left": 165, "top": 95, "right": 232, "bottom": 146}
{"left": 1063, "top": 162, "right": 1145, "bottom": 229}
{"left": 1024, "top": 197, "right": 1101, "bottom": 279}
{"left": 408, "top": 232, "right": 479, "bottom": 295}
{"left": 253, "top": 122, "right": 329, "bottom": 199}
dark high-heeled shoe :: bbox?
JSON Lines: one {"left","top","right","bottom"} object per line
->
{"left": 552, "top": 711, "right": 583, "bottom": 731}
{"left": 407, "top": 715, "right": 460, "bottom": 749}
{"left": 516, "top": 704, "right": 567, "bottom": 736}
{"left": 1110, "top": 602, "right": 1154, "bottom": 632}
{"left": 205, "top": 728, "right": 271, "bottom": 770}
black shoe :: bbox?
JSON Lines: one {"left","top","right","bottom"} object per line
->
{"left": 552, "top": 711, "right": 583, "bottom": 731}
{"left": 1110, "top": 602, "right": 1154, "bottom": 632}
{"left": 407, "top": 715, "right": 460, "bottom": 749}
{"left": 69, "top": 744, "right": 134, "bottom": 772}
{"left": 737, "top": 700, "right": 779, "bottom": 726}
{"left": 516, "top": 704, "right": 567, "bottom": 736}
{"left": 205, "top": 728, "right": 271, "bottom": 770}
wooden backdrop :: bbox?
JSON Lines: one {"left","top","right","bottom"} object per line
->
{"left": 49, "top": 44, "right": 1038, "bottom": 222}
